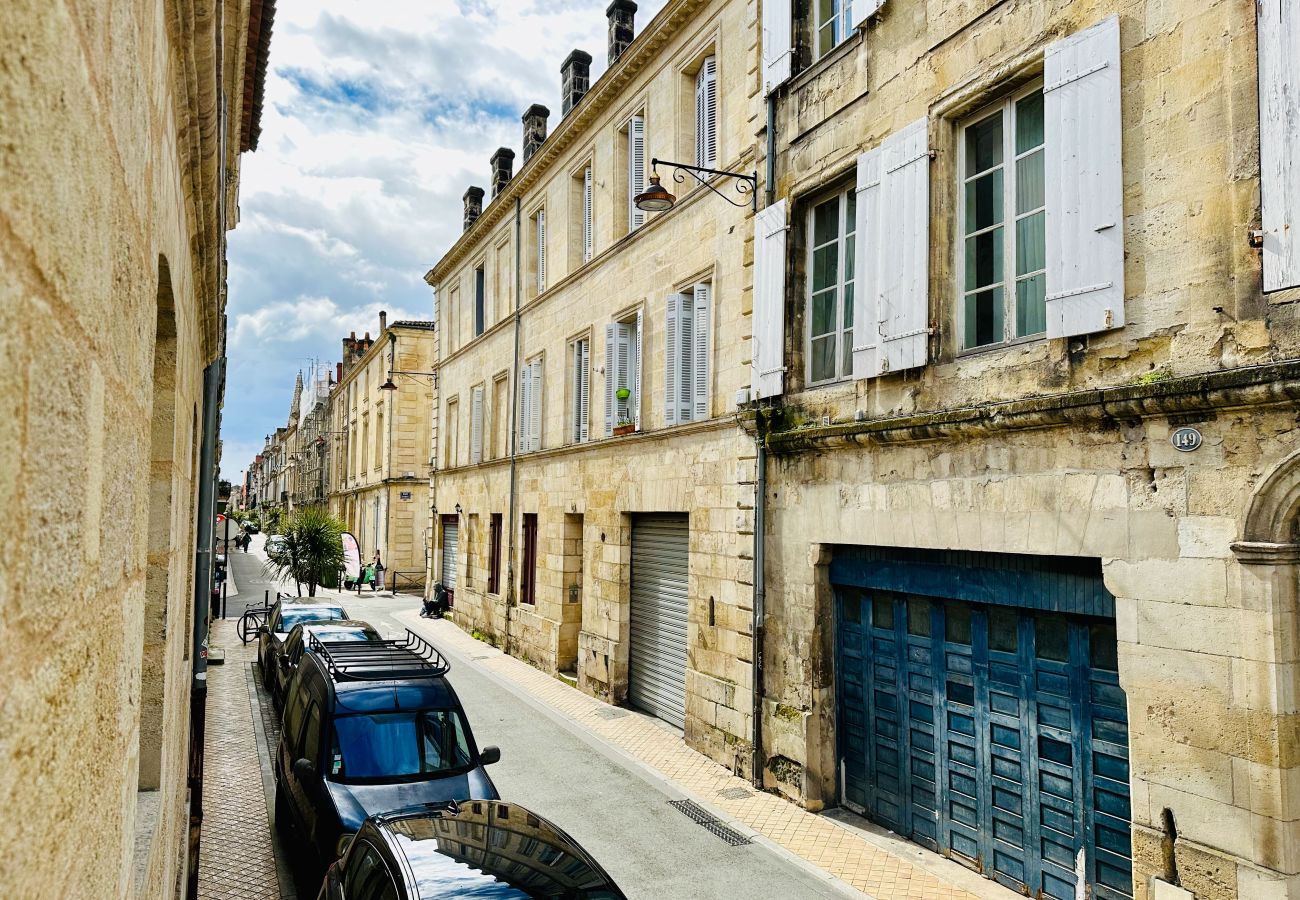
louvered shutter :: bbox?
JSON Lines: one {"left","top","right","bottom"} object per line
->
{"left": 678, "top": 294, "right": 694, "bottom": 421}
{"left": 696, "top": 57, "right": 717, "bottom": 169}
{"left": 851, "top": 0, "right": 885, "bottom": 28}
{"left": 665, "top": 295, "right": 681, "bottom": 426}
{"left": 604, "top": 324, "right": 617, "bottom": 437}
{"left": 616, "top": 324, "right": 632, "bottom": 425}
{"left": 470, "top": 385, "right": 484, "bottom": 464}
{"left": 583, "top": 166, "right": 594, "bottom": 263}
{"left": 1258, "top": 1, "right": 1300, "bottom": 291}
{"left": 578, "top": 340, "right": 590, "bottom": 442}
{"left": 536, "top": 209, "right": 547, "bottom": 292}
{"left": 629, "top": 115, "right": 646, "bottom": 230}
{"left": 762, "top": 0, "right": 793, "bottom": 94}
{"left": 877, "top": 117, "right": 930, "bottom": 374}
{"left": 692, "top": 283, "right": 711, "bottom": 421}
{"left": 528, "top": 359, "right": 543, "bottom": 452}
{"left": 1044, "top": 15, "right": 1124, "bottom": 338}
{"left": 633, "top": 309, "right": 643, "bottom": 431}
{"left": 853, "top": 147, "right": 883, "bottom": 378}
{"left": 518, "top": 364, "right": 531, "bottom": 449}
{"left": 751, "top": 200, "right": 788, "bottom": 399}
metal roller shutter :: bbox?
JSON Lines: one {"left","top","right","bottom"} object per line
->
{"left": 441, "top": 520, "right": 458, "bottom": 592}
{"left": 629, "top": 514, "right": 689, "bottom": 728}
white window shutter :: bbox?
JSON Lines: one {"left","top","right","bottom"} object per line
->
{"left": 579, "top": 340, "right": 590, "bottom": 442}
{"left": 528, "top": 359, "right": 543, "bottom": 451}
{"left": 665, "top": 295, "right": 680, "bottom": 426}
{"left": 853, "top": 147, "right": 883, "bottom": 379}
{"left": 583, "top": 166, "right": 594, "bottom": 263}
{"left": 696, "top": 57, "right": 718, "bottom": 169}
{"left": 604, "top": 324, "right": 617, "bottom": 436}
{"left": 633, "top": 309, "right": 643, "bottom": 431}
{"left": 877, "top": 116, "right": 930, "bottom": 374}
{"left": 470, "top": 385, "right": 484, "bottom": 464}
{"left": 518, "top": 365, "right": 531, "bottom": 450}
{"left": 752, "top": 200, "right": 788, "bottom": 399}
{"left": 629, "top": 115, "right": 646, "bottom": 230}
{"left": 762, "top": 0, "right": 793, "bottom": 94}
{"left": 1258, "top": 1, "right": 1300, "bottom": 291}
{"left": 851, "top": 0, "right": 885, "bottom": 28}
{"left": 692, "top": 283, "right": 711, "bottom": 421}
{"left": 1044, "top": 15, "right": 1124, "bottom": 338}
{"left": 615, "top": 323, "right": 632, "bottom": 425}
{"left": 678, "top": 293, "right": 694, "bottom": 421}
{"left": 536, "top": 209, "right": 547, "bottom": 292}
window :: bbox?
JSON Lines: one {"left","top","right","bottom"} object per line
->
{"left": 521, "top": 513, "right": 538, "bottom": 604}
{"left": 582, "top": 165, "right": 594, "bottom": 263}
{"left": 569, "top": 337, "right": 590, "bottom": 443}
{"left": 300, "top": 701, "right": 323, "bottom": 762}
{"left": 446, "top": 285, "right": 460, "bottom": 352}
{"left": 960, "top": 85, "right": 1046, "bottom": 349}
{"left": 488, "top": 513, "right": 502, "bottom": 594}
{"left": 604, "top": 311, "right": 642, "bottom": 435}
{"left": 806, "top": 186, "right": 856, "bottom": 384}
{"left": 491, "top": 374, "right": 508, "bottom": 459}
{"left": 494, "top": 238, "right": 511, "bottom": 323}
{"left": 373, "top": 406, "right": 383, "bottom": 471}
{"left": 361, "top": 414, "right": 370, "bottom": 470}
{"left": 533, "top": 209, "right": 547, "bottom": 294}
{"left": 344, "top": 842, "right": 399, "bottom": 900}
{"left": 518, "top": 356, "right": 543, "bottom": 453}
{"left": 627, "top": 113, "right": 646, "bottom": 231}
{"left": 444, "top": 397, "right": 459, "bottom": 468}
{"left": 473, "top": 265, "right": 486, "bottom": 337}
{"left": 694, "top": 56, "right": 717, "bottom": 169}
{"left": 329, "top": 709, "right": 472, "bottom": 780}
{"left": 469, "top": 384, "right": 484, "bottom": 464}
{"left": 814, "top": 0, "right": 854, "bottom": 60}
{"left": 665, "top": 283, "right": 711, "bottom": 424}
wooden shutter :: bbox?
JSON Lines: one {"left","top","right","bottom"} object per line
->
{"left": 470, "top": 385, "right": 484, "bottom": 464}
{"left": 1258, "top": 1, "right": 1300, "bottom": 291}
{"left": 578, "top": 339, "right": 590, "bottom": 442}
{"left": 851, "top": 0, "right": 885, "bottom": 28}
{"left": 877, "top": 117, "right": 930, "bottom": 374}
{"left": 752, "top": 200, "right": 788, "bottom": 399}
{"left": 629, "top": 115, "right": 646, "bottom": 230}
{"left": 696, "top": 56, "right": 718, "bottom": 169}
{"left": 604, "top": 324, "right": 617, "bottom": 437}
{"left": 692, "top": 283, "right": 711, "bottom": 421}
{"left": 583, "top": 166, "right": 594, "bottom": 263}
{"left": 633, "top": 309, "right": 643, "bottom": 431}
{"left": 762, "top": 0, "right": 793, "bottom": 94}
{"left": 853, "top": 147, "right": 883, "bottom": 379}
{"left": 1044, "top": 15, "right": 1124, "bottom": 338}
{"left": 665, "top": 295, "right": 682, "bottom": 426}
{"left": 536, "top": 209, "right": 547, "bottom": 292}
{"left": 528, "top": 359, "right": 543, "bottom": 452}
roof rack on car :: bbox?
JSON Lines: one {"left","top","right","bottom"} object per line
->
{"left": 307, "top": 628, "right": 451, "bottom": 681}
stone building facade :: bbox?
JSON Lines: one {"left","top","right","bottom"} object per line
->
{"left": 748, "top": 1, "right": 1300, "bottom": 899}
{"left": 0, "top": 0, "right": 270, "bottom": 897}
{"left": 426, "top": 0, "right": 761, "bottom": 774}
{"left": 326, "top": 315, "right": 436, "bottom": 582}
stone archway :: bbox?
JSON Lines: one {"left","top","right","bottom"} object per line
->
{"left": 1232, "top": 446, "right": 1300, "bottom": 565}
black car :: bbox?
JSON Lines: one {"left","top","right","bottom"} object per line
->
{"left": 258, "top": 598, "right": 350, "bottom": 688}
{"left": 319, "top": 800, "right": 625, "bottom": 899}
{"left": 269, "top": 620, "right": 383, "bottom": 709}
{"left": 275, "top": 629, "right": 501, "bottom": 871}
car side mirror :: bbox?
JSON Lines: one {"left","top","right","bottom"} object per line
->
{"left": 480, "top": 745, "right": 501, "bottom": 766}
{"left": 293, "top": 758, "right": 317, "bottom": 780}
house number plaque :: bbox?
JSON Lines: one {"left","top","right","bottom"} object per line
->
{"left": 1171, "top": 427, "right": 1202, "bottom": 452}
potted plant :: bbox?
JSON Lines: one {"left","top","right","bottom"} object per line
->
{"left": 613, "top": 417, "right": 636, "bottom": 437}
{"left": 615, "top": 386, "right": 631, "bottom": 402}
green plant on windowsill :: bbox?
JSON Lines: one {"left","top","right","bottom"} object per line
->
{"left": 613, "top": 417, "right": 636, "bottom": 436}
{"left": 615, "top": 386, "right": 631, "bottom": 402}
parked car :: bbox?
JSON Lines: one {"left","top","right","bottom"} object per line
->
{"left": 257, "top": 597, "right": 349, "bottom": 688}
{"left": 266, "top": 534, "right": 289, "bottom": 559}
{"left": 319, "top": 800, "right": 625, "bottom": 899}
{"left": 275, "top": 629, "right": 501, "bottom": 872}
{"left": 244, "top": 522, "right": 261, "bottom": 534}
{"left": 269, "top": 620, "right": 382, "bottom": 710}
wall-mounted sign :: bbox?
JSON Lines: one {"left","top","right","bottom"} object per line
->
{"left": 1171, "top": 426, "right": 1202, "bottom": 452}
{"left": 399, "top": 491, "right": 413, "bottom": 501}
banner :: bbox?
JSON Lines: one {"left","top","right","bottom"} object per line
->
{"left": 341, "top": 532, "right": 362, "bottom": 581}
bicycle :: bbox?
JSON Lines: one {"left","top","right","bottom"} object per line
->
{"left": 237, "top": 604, "right": 268, "bottom": 644}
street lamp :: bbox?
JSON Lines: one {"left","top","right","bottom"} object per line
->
{"left": 380, "top": 333, "right": 437, "bottom": 391}
{"left": 634, "top": 157, "right": 758, "bottom": 213}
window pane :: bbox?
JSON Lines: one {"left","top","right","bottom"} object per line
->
{"left": 814, "top": 197, "right": 839, "bottom": 246}
{"left": 965, "top": 111, "right": 1003, "bottom": 176}
{"left": 907, "top": 598, "right": 932, "bottom": 637}
{"left": 1090, "top": 622, "right": 1119, "bottom": 671}
{"left": 1015, "top": 211, "right": 1045, "bottom": 275}
{"left": 945, "top": 604, "right": 972, "bottom": 645}
{"left": 844, "top": 190, "right": 856, "bottom": 236}
{"left": 841, "top": 327, "right": 853, "bottom": 376}
{"left": 1035, "top": 618, "right": 1069, "bottom": 662}
{"left": 989, "top": 608, "right": 1018, "bottom": 653}
{"left": 811, "top": 290, "right": 836, "bottom": 336}
{"left": 1015, "top": 92, "right": 1045, "bottom": 154}
{"left": 841, "top": 590, "right": 861, "bottom": 624}
{"left": 965, "top": 228, "right": 1003, "bottom": 291}
{"left": 965, "top": 170, "right": 1004, "bottom": 233}
{"left": 1016, "top": 276, "right": 1046, "bottom": 339}
{"left": 813, "top": 244, "right": 838, "bottom": 292}
{"left": 964, "top": 286, "right": 1004, "bottom": 348}
{"left": 811, "top": 335, "right": 837, "bottom": 382}
{"left": 871, "top": 595, "right": 894, "bottom": 630}
{"left": 1016, "top": 150, "right": 1045, "bottom": 214}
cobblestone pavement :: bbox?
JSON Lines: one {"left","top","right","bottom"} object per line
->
{"left": 399, "top": 611, "right": 1012, "bottom": 900}
{"left": 197, "top": 620, "right": 283, "bottom": 900}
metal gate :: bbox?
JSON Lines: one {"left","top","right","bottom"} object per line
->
{"left": 440, "top": 516, "right": 458, "bottom": 598}
{"left": 837, "top": 589, "right": 1131, "bottom": 899}
{"left": 629, "top": 514, "right": 689, "bottom": 728}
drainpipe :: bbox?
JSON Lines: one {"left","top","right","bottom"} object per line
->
{"left": 385, "top": 332, "right": 396, "bottom": 568}
{"left": 504, "top": 196, "right": 523, "bottom": 655}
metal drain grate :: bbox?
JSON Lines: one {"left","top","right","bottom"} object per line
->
{"left": 595, "top": 706, "right": 630, "bottom": 720}
{"left": 717, "top": 787, "right": 753, "bottom": 800}
{"left": 668, "top": 799, "right": 752, "bottom": 846}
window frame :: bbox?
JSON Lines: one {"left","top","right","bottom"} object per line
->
{"left": 488, "top": 512, "right": 502, "bottom": 595}
{"left": 813, "top": 0, "right": 854, "bottom": 62}
{"left": 473, "top": 264, "right": 486, "bottom": 337}
{"left": 521, "top": 512, "right": 538, "bottom": 605}
{"left": 803, "top": 182, "right": 857, "bottom": 387}
{"left": 569, "top": 335, "right": 590, "bottom": 443}
{"left": 956, "top": 79, "right": 1047, "bottom": 353}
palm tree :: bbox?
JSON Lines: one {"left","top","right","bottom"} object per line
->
{"left": 262, "top": 506, "right": 345, "bottom": 597}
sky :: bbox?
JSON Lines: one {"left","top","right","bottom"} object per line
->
{"left": 223, "top": 0, "right": 668, "bottom": 480}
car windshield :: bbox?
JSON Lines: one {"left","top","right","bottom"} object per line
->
{"left": 279, "top": 607, "right": 346, "bottom": 632}
{"left": 330, "top": 710, "right": 473, "bottom": 782}
{"left": 311, "top": 627, "right": 377, "bottom": 643}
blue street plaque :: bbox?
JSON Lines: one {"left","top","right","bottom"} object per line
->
{"left": 1171, "top": 426, "right": 1202, "bottom": 452}
{"left": 399, "top": 491, "right": 413, "bottom": 501}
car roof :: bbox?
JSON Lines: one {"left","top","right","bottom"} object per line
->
{"left": 371, "top": 800, "right": 624, "bottom": 899}
{"left": 299, "top": 630, "right": 457, "bottom": 711}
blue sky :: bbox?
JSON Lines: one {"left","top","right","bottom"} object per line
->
{"left": 223, "top": 0, "right": 667, "bottom": 480}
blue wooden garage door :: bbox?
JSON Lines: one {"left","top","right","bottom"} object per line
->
{"left": 836, "top": 589, "right": 1132, "bottom": 899}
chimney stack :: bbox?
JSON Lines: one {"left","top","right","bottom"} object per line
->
{"left": 522, "top": 104, "right": 550, "bottom": 162}
{"left": 561, "top": 50, "right": 592, "bottom": 115}
{"left": 490, "top": 147, "right": 516, "bottom": 197}
{"left": 379, "top": 309, "right": 387, "bottom": 333}
{"left": 463, "top": 185, "right": 485, "bottom": 231}
{"left": 607, "top": 0, "right": 637, "bottom": 65}
{"left": 336, "top": 362, "right": 343, "bottom": 382}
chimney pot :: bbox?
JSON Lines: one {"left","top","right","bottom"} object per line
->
{"left": 379, "top": 310, "right": 387, "bottom": 332}
{"left": 607, "top": 0, "right": 637, "bottom": 65}
{"left": 463, "top": 185, "right": 485, "bottom": 231}
{"left": 522, "top": 104, "right": 550, "bottom": 162}
{"left": 561, "top": 49, "right": 593, "bottom": 115}
{"left": 490, "top": 147, "right": 516, "bottom": 197}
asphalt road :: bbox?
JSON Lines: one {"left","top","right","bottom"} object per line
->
{"left": 225, "top": 539, "right": 856, "bottom": 899}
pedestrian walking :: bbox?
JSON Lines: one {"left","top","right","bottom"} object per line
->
{"left": 374, "top": 554, "right": 386, "bottom": 592}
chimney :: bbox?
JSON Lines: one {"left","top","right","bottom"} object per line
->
{"left": 490, "top": 147, "right": 516, "bottom": 197}
{"left": 463, "top": 185, "right": 485, "bottom": 231}
{"left": 607, "top": 0, "right": 637, "bottom": 65}
{"left": 522, "top": 104, "right": 550, "bottom": 162}
{"left": 561, "top": 49, "right": 592, "bottom": 115}
{"left": 336, "top": 362, "right": 343, "bottom": 382}
{"left": 379, "top": 309, "right": 387, "bottom": 333}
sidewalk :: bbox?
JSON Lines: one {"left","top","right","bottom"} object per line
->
{"left": 400, "top": 612, "right": 1012, "bottom": 900}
